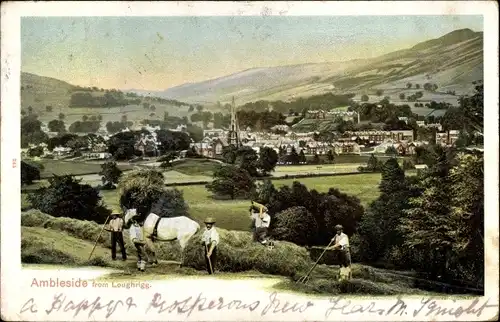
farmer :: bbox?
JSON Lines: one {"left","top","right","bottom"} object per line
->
{"left": 329, "top": 224, "right": 352, "bottom": 280}
{"left": 129, "top": 218, "right": 147, "bottom": 272}
{"left": 201, "top": 217, "right": 220, "bottom": 274}
{"left": 104, "top": 208, "right": 127, "bottom": 261}
{"left": 250, "top": 201, "right": 271, "bottom": 245}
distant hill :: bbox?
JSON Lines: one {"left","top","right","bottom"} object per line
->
{"left": 145, "top": 28, "right": 482, "bottom": 105}
{"left": 20, "top": 72, "right": 192, "bottom": 124}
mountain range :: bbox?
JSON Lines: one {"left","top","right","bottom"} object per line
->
{"left": 127, "top": 28, "right": 483, "bottom": 104}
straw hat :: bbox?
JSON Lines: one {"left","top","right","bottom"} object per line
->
{"left": 204, "top": 217, "right": 216, "bottom": 224}
{"left": 335, "top": 224, "right": 343, "bottom": 230}
{"left": 111, "top": 208, "right": 123, "bottom": 216}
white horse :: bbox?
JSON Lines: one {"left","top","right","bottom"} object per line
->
{"left": 124, "top": 209, "right": 200, "bottom": 265}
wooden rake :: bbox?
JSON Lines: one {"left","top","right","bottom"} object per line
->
{"left": 297, "top": 238, "right": 335, "bottom": 284}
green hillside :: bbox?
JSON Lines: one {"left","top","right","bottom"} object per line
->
{"left": 20, "top": 72, "right": 193, "bottom": 124}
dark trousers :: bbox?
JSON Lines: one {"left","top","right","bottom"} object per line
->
{"left": 254, "top": 227, "right": 268, "bottom": 243}
{"left": 135, "top": 243, "right": 146, "bottom": 261}
{"left": 204, "top": 247, "right": 217, "bottom": 274}
{"left": 337, "top": 249, "right": 351, "bottom": 268}
{"left": 111, "top": 231, "right": 127, "bottom": 260}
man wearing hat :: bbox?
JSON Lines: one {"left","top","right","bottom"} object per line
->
{"left": 201, "top": 217, "right": 220, "bottom": 274}
{"left": 104, "top": 208, "right": 127, "bottom": 261}
{"left": 328, "top": 224, "right": 351, "bottom": 280}
{"left": 249, "top": 201, "right": 271, "bottom": 245}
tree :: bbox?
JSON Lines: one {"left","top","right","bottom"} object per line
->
{"left": 258, "top": 147, "right": 278, "bottom": 175}
{"left": 399, "top": 93, "right": 406, "bottom": 100}
{"left": 99, "top": 161, "right": 123, "bottom": 188}
{"left": 21, "top": 109, "right": 27, "bottom": 116}
{"left": 121, "top": 114, "right": 128, "bottom": 123}
{"left": 415, "top": 84, "right": 421, "bottom": 89}
{"left": 326, "top": 150, "right": 335, "bottom": 163}
{"left": 415, "top": 91, "right": 423, "bottom": 99}
{"left": 28, "top": 146, "right": 44, "bottom": 157}
{"left": 21, "top": 161, "right": 41, "bottom": 185}
{"left": 82, "top": 115, "right": 89, "bottom": 122}
{"left": 298, "top": 150, "right": 307, "bottom": 164}
{"left": 361, "top": 94, "right": 369, "bottom": 102}
{"left": 385, "top": 146, "right": 398, "bottom": 156}
{"left": 58, "top": 113, "right": 65, "bottom": 120}
{"left": 188, "top": 105, "right": 195, "bottom": 112}
{"left": 254, "top": 179, "right": 277, "bottom": 205}
{"left": 97, "top": 114, "right": 103, "bottom": 121}
{"left": 235, "top": 146, "right": 259, "bottom": 177}
{"left": 375, "top": 89, "right": 384, "bottom": 96}
{"left": 357, "top": 158, "right": 417, "bottom": 264}
{"left": 399, "top": 147, "right": 455, "bottom": 279}
{"left": 46, "top": 106, "right": 53, "bottom": 112}
{"left": 312, "top": 153, "right": 320, "bottom": 164}
{"left": 149, "top": 188, "right": 190, "bottom": 218}
{"left": 158, "top": 151, "right": 178, "bottom": 168}
{"left": 406, "top": 83, "right": 412, "bottom": 89}
{"left": 107, "top": 131, "right": 137, "bottom": 160}
{"left": 186, "top": 124, "right": 203, "bottom": 142}
{"left": 206, "top": 165, "right": 255, "bottom": 199}
{"left": 273, "top": 207, "right": 318, "bottom": 246}
{"left": 196, "top": 105, "right": 204, "bottom": 113}
{"left": 27, "top": 175, "right": 110, "bottom": 223}
{"left": 48, "top": 119, "right": 66, "bottom": 133}
{"left": 21, "top": 115, "right": 49, "bottom": 148}
{"left": 287, "top": 146, "right": 300, "bottom": 165}
{"left": 28, "top": 106, "right": 33, "bottom": 115}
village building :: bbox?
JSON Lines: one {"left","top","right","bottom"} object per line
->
{"left": 134, "top": 133, "right": 160, "bottom": 157}
{"left": 190, "top": 136, "right": 228, "bottom": 158}
{"left": 343, "top": 130, "right": 414, "bottom": 144}
{"left": 436, "top": 130, "right": 459, "bottom": 146}
{"left": 203, "top": 128, "right": 226, "bottom": 138}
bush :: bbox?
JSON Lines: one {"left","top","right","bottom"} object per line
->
{"left": 403, "top": 159, "right": 415, "bottom": 170}
{"left": 206, "top": 165, "right": 256, "bottom": 200}
{"left": 182, "top": 227, "right": 312, "bottom": 276}
{"left": 273, "top": 207, "right": 318, "bottom": 246}
{"left": 27, "top": 175, "right": 110, "bottom": 223}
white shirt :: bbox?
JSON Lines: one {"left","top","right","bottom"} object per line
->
{"left": 251, "top": 212, "right": 271, "bottom": 228}
{"left": 334, "top": 232, "right": 349, "bottom": 249}
{"left": 202, "top": 227, "right": 220, "bottom": 246}
{"left": 129, "top": 224, "right": 144, "bottom": 243}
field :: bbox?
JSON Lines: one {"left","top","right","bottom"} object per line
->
{"left": 99, "top": 173, "right": 382, "bottom": 231}
{"left": 35, "top": 159, "right": 134, "bottom": 178}
{"left": 21, "top": 214, "right": 452, "bottom": 296}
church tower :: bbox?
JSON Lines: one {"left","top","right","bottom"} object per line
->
{"left": 228, "top": 96, "right": 241, "bottom": 147}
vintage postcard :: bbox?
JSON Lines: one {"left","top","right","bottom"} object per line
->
{"left": 1, "top": 1, "right": 499, "bottom": 321}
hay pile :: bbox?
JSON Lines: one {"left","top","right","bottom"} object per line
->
{"left": 182, "top": 227, "right": 312, "bottom": 277}
{"left": 22, "top": 210, "right": 314, "bottom": 277}
{"left": 22, "top": 210, "right": 182, "bottom": 261}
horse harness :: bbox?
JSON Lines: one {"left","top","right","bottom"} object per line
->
{"left": 151, "top": 216, "right": 162, "bottom": 242}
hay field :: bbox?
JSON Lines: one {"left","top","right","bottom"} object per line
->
{"left": 21, "top": 212, "right": 442, "bottom": 296}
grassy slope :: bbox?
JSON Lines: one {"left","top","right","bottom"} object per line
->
{"left": 22, "top": 226, "right": 443, "bottom": 296}
{"left": 21, "top": 72, "right": 192, "bottom": 124}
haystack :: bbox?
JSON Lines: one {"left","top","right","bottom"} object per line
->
{"left": 182, "top": 227, "right": 312, "bottom": 277}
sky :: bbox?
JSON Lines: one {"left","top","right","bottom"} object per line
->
{"left": 21, "top": 15, "right": 483, "bottom": 91}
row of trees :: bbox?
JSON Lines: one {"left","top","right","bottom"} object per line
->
{"left": 406, "top": 82, "right": 439, "bottom": 91}
{"left": 353, "top": 147, "right": 483, "bottom": 288}
{"left": 238, "top": 93, "right": 356, "bottom": 114}
{"left": 206, "top": 145, "right": 279, "bottom": 199}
